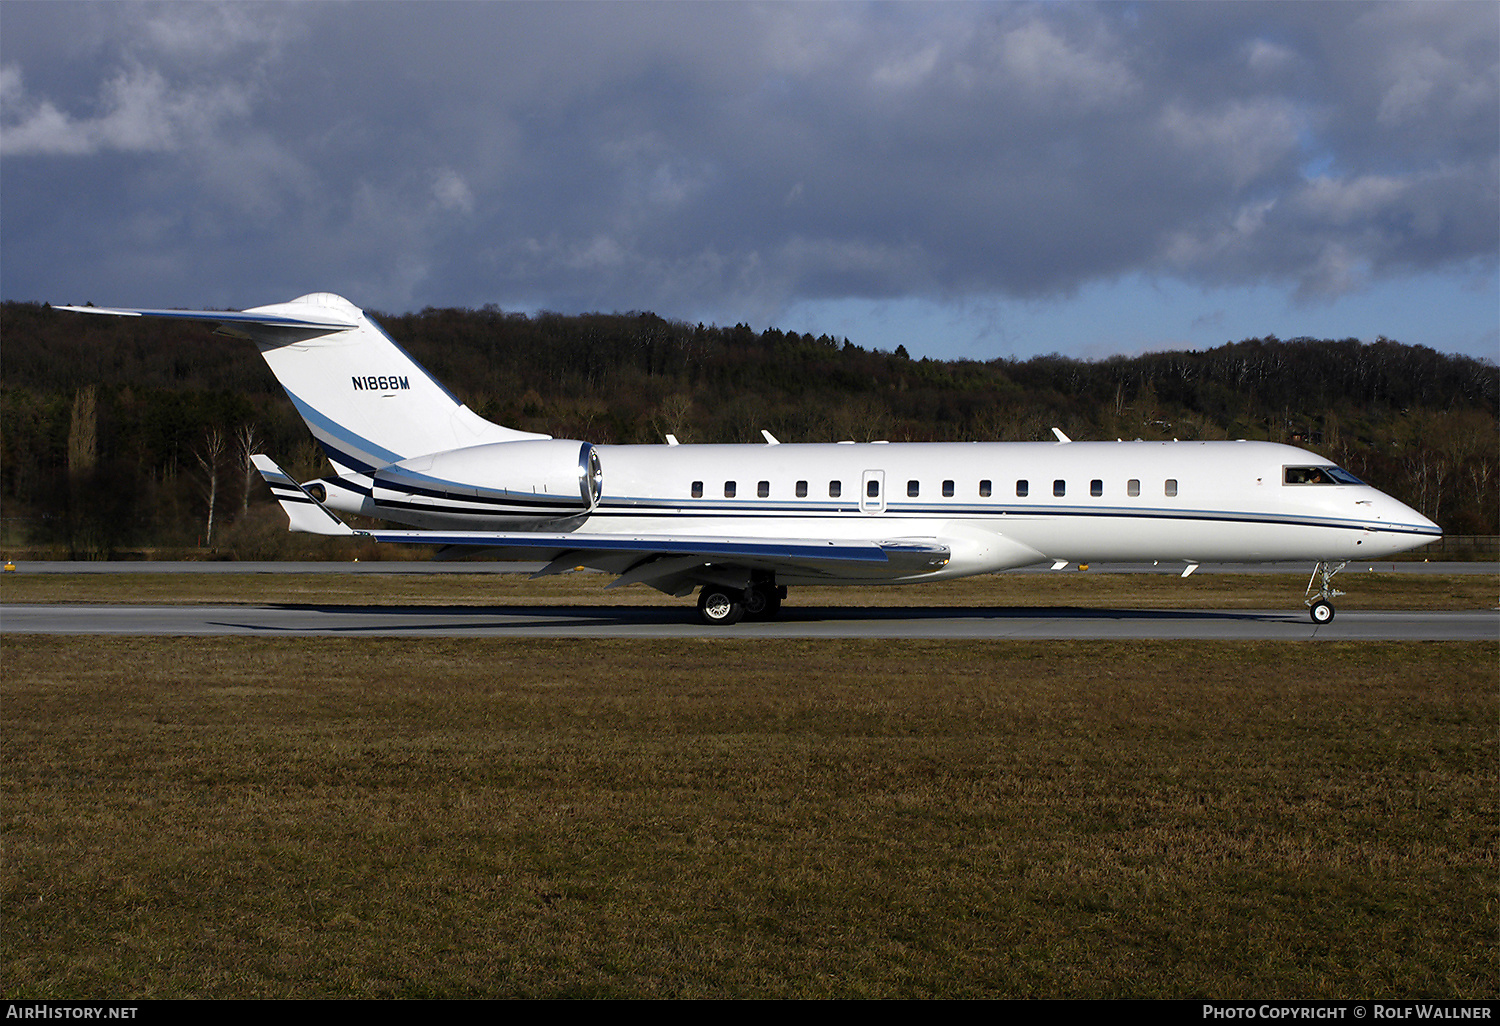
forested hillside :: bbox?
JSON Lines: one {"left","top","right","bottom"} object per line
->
{"left": 2, "top": 300, "right": 1495, "bottom": 557}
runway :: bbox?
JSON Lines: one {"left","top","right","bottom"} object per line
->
{"left": 3, "top": 602, "right": 1493, "bottom": 640}
{"left": 7, "top": 559, "right": 1496, "bottom": 575}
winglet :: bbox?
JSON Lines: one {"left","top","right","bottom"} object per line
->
{"left": 251, "top": 455, "right": 354, "bottom": 535}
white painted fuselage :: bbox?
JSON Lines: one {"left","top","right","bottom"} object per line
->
{"left": 315, "top": 437, "right": 1437, "bottom": 584}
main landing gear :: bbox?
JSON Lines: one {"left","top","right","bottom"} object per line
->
{"left": 1304, "top": 560, "right": 1348, "bottom": 623}
{"left": 696, "top": 580, "right": 786, "bottom": 626}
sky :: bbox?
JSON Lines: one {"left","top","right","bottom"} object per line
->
{"left": 2, "top": 1, "right": 1496, "bottom": 364}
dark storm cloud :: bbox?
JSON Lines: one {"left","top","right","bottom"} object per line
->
{"left": 2, "top": 1, "right": 1494, "bottom": 324}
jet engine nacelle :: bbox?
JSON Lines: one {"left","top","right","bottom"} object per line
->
{"left": 372, "top": 439, "right": 602, "bottom": 524}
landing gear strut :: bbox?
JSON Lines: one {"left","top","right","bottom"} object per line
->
{"left": 1304, "top": 560, "right": 1348, "bottom": 623}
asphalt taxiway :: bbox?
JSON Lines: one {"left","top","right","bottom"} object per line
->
{"left": 2, "top": 602, "right": 1493, "bottom": 640}
{"left": 4, "top": 560, "right": 1493, "bottom": 639}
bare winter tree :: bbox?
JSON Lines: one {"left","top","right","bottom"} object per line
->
{"left": 194, "top": 428, "right": 226, "bottom": 547}
{"left": 235, "top": 423, "right": 261, "bottom": 520}
{"left": 651, "top": 392, "right": 695, "bottom": 442}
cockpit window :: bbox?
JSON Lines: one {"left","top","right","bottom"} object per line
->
{"left": 1284, "top": 465, "right": 1363, "bottom": 485}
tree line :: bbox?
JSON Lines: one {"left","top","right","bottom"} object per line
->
{"left": 2, "top": 299, "right": 1495, "bottom": 557}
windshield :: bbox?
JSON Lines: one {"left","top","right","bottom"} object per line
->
{"left": 1284, "top": 465, "right": 1364, "bottom": 485}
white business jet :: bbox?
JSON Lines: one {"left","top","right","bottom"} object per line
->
{"left": 59, "top": 293, "right": 1441, "bottom": 624}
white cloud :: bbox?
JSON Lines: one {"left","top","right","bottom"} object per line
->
{"left": 992, "top": 17, "right": 1136, "bottom": 110}
{"left": 0, "top": 65, "right": 25, "bottom": 110}
{"left": 0, "top": 64, "right": 249, "bottom": 156}
{"left": 1157, "top": 99, "right": 1303, "bottom": 192}
{"left": 432, "top": 169, "right": 475, "bottom": 215}
{"left": 1295, "top": 174, "right": 1407, "bottom": 227}
{"left": 1160, "top": 198, "right": 1277, "bottom": 273}
{"left": 1377, "top": 43, "right": 1483, "bottom": 127}
{"left": 756, "top": 3, "right": 865, "bottom": 76}
{"left": 1243, "top": 38, "right": 1298, "bottom": 76}
{"left": 140, "top": 3, "right": 298, "bottom": 63}
{"left": 870, "top": 43, "right": 943, "bottom": 91}
{"left": 1295, "top": 242, "right": 1368, "bottom": 303}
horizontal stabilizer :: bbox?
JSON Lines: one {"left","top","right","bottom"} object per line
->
{"left": 54, "top": 303, "right": 359, "bottom": 332}
{"left": 251, "top": 456, "right": 354, "bottom": 536}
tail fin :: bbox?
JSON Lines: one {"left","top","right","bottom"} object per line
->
{"left": 59, "top": 293, "right": 546, "bottom": 473}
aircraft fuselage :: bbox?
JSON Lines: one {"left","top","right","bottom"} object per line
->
{"left": 319, "top": 437, "right": 1435, "bottom": 583}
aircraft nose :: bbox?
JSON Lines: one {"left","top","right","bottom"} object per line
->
{"left": 1357, "top": 493, "right": 1440, "bottom": 558}
{"left": 1385, "top": 495, "right": 1441, "bottom": 536}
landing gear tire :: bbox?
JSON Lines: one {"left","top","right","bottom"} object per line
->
{"left": 698, "top": 586, "right": 746, "bottom": 626}
{"left": 743, "top": 583, "right": 783, "bottom": 621}
{"left": 1309, "top": 600, "right": 1335, "bottom": 624}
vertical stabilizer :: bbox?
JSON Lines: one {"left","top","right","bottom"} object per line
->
{"left": 241, "top": 294, "right": 547, "bottom": 472}
{"left": 59, "top": 293, "right": 548, "bottom": 473}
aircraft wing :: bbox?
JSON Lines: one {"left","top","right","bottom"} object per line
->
{"left": 252, "top": 456, "right": 949, "bottom": 593}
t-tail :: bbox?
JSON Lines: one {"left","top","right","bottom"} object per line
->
{"left": 58, "top": 292, "right": 546, "bottom": 474}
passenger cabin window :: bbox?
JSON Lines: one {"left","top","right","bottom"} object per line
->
{"left": 1284, "top": 466, "right": 1363, "bottom": 485}
{"left": 829, "top": 481, "right": 842, "bottom": 498}
{"left": 979, "top": 480, "right": 992, "bottom": 497}
{"left": 1090, "top": 479, "right": 1103, "bottom": 497}
{"left": 758, "top": 480, "right": 770, "bottom": 498}
{"left": 724, "top": 481, "right": 736, "bottom": 498}
{"left": 1164, "top": 479, "right": 1178, "bottom": 497}
{"left": 1016, "top": 480, "right": 1029, "bottom": 497}
{"left": 796, "top": 480, "right": 808, "bottom": 497}
{"left": 1127, "top": 479, "right": 1140, "bottom": 497}
{"left": 942, "top": 480, "right": 955, "bottom": 497}
{"left": 692, "top": 481, "right": 703, "bottom": 498}
{"left": 908, "top": 480, "right": 920, "bottom": 497}
{"left": 1054, "top": 480, "right": 1066, "bottom": 497}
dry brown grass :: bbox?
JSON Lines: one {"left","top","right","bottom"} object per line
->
{"left": 2, "top": 636, "right": 1494, "bottom": 998}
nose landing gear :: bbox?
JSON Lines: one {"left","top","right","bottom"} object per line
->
{"left": 1305, "top": 561, "right": 1348, "bottom": 623}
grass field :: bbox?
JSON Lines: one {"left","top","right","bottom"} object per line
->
{"left": 2, "top": 627, "right": 1495, "bottom": 998}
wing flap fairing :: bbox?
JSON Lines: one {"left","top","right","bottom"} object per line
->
{"left": 360, "top": 528, "right": 949, "bottom": 577}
